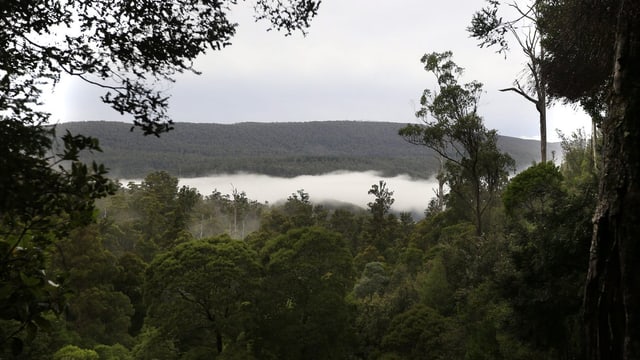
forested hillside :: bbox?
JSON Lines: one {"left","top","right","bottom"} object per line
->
{"left": 57, "top": 121, "right": 560, "bottom": 179}
{"left": 4, "top": 132, "right": 596, "bottom": 359}
{"left": 7, "top": 0, "right": 638, "bottom": 358}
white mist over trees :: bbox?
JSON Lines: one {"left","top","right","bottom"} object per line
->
{"left": 174, "top": 171, "right": 441, "bottom": 218}
{"left": 2, "top": 0, "right": 637, "bottom": 358}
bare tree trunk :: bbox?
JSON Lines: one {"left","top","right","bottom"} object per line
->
{"left": 216, "top": 328, "right": 223, "bottom": 354}
{"left": 592, "top": 119, "right": 598, "bottom": 171}
{"left": 475, "top": 184, "right": 483, "bottom": 236}
{"left": 539, "top": 69, "right": 547, "bottom": 163}
{"left": 539, "top": 97, "right": 547, "bottom": 163}
{"left": 585, "top": 3, "right": 640, "bottom": 359}
{"left": 436, "top": 156, "right": 445, "bottom": 211}
{"left": 500, "top": 75, "right": 547, "bottom": 163}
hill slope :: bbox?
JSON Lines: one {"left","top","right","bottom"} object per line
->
{"left": 57, "top": 121, "right": 559, "bottom": 179}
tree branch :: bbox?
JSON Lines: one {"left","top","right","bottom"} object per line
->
{"left": 499, "top": 86, "right": 538, "bottom": 105}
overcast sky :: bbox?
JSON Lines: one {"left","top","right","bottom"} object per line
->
{"left": 44, "top": 0, "right": 591, "bottom": 141}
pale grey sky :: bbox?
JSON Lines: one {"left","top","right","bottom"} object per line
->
{"left": 43, "top": 0, "right": 591, "bottom": 141}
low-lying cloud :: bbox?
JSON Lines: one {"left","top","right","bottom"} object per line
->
{"left": 177, "top": 171, "right": 439, "bottom": 216}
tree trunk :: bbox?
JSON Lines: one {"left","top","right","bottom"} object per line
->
{"left": 539, "top": 47, "right": 548, "bottom": 164}
{"left": 584, "top": 2, "right": 640, "bottom": 359}
{"left": 539, "top": 94, "right": 547, "bottom": 163}
{"left": 216, "top": 328, "right": 223, "bottom": 354}
{"left": 475, "top": 186, "right": 482, "bottom": 236}
{"left": 592, "top": 119, "right": 598, "bottom": 171}
{"left": 436, "top": 156, "right": 445, "bottom": 212}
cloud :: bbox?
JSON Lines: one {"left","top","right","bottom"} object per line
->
{"left": 173, "top": 171, "right": 439, "bottom": 216}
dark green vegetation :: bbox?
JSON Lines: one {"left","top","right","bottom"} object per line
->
{"left": 57, "top": 120, "right": 559, "bottom": 179}
{"left": 471, "top": 1, "right": 640, "bottom": 357}
{"left": 3, "top": 0, "right": 639, "bottom": 358}
{"left": 0, "top": 133, "right": 597, "bottom": 358}
{"left": 538, "top": 2, "right": 640, "bottom": 358}
{"left": 399, "top": 51, "right": 516, "bottom": 235}
{"left": 1, "top": 0, "right": 319, "bottom": 356}
{"left": 2, "top": 43, "right": 599, "bottom": 359}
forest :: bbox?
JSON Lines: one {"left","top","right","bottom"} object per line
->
{"left": 55, "top": 121, "right": 559, "bottom": 179}
{"left": 2, "top": 0, "right": 640, "bottom": 359}
{"left": 2, "top": 131, "right": 597, "bottom": 359}
{"left": 2, "top": 46, "right": 599, "bottom": 360}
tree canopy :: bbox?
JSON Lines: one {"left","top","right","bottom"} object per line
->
{"left": 399, "top": 51, "right": 514, "bottom": 235}
{"left": 537, "top": 0, "right": 615, "bottom": 104}
{"left": 144, "top": 235, "right": 261, "bottom": 356}
{"left": 1, "top": 0, "right": 320, "bottom": 134}
{"left": 1, "top": 1, "right": 321, "bottom": 354}
{"left": 4, "top": 0, "right": 638, "bottom": 358}
{"left": 537, "top": 1, "right": 640, "bottom": 358}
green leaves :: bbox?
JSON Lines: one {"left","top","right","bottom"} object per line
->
{"left": 259, "top": 227, "right": 355, "bottom": 359}
{"left": 503, "top": 162, "right": 564, "bottom": 220}
{"left": 0, "top": 121, "right": 116, "bottom": 353}
{"left": 3, "top": 0, "right": 322, "bottom": 136}
{"left": 468, "top": 0, "right": 509, "bottom": 52}
{"left": 500, "top": 161, "right": 592, "bottom": 357}
{"left": 399, "top": 51, "right": 514, "bottom": 235}
{"left": 353, "top": 262, "right": 389, "bottom": 299}
{"left": 144, "top": 236, "right": 261, "bottom": 355}
{"left": 0, "top": 242, "right": 67, "bottom": 356}
{"left": 2, "top": 0, "right": 321, "bottom": 352}
{"left": 53, "top": 345, "right": 100, "bottom": 360}
{"left": 59, "top": 131, "right": 102, "bottom": 161}
{"left": 381, "top": 304, "right": 456, "bottom": 360}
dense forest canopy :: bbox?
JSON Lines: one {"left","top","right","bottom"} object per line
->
{"left": 1, "top": 0, "right": 320, "bottom": 356}
{"left": 2, "top": 0, "right": 639, "bottom": 359}
{"left": 56, "top": 120, "right": 559, "bottom": 179}
{"left": 537, "top": 1, "right": 640, "bottom": 359}
{"left": 1, "top": 134, "right": 598, "bottom": 358}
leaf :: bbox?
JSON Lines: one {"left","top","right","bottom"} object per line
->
{"left": 11, "top": 337, "right": 23, "bottom": 356}
{"left": 33, "top": 314, "right": 52, "bottom": 331}
{"left": 26, "top": 321, "right": 37, "bottom": 342}
{"left": 20, "top": 272, "right": 42, "bottom": 287}
{"left": 0, "top": 284, "right": 14, "bottom": 300}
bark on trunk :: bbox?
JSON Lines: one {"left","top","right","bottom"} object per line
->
{"left": 216, "top": 328, "right": 223, "bottom": 354}
{"left": 539, "top": 46, "right": 548, "bottom": 164}
{"left": 539, "top": 98, "right": 547, "bottom": 163}
{"left": 593, "top": 119, "right": 599, "bottom": 171}
{"left": 584, "top": 2, "right": 640, "bottom": 359}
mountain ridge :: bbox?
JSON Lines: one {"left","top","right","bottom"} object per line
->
{"left": 56, "top": 120, "right": 560, "bottom": 179}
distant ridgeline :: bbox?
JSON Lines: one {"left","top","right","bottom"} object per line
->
{"left": 55, "top": 121, "right": 559, "bottom": 179}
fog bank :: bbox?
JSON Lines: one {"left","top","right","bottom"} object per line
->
{"left": 177, "top": 171, "right": 438, "bottom": 216}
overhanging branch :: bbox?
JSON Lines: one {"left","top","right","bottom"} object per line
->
{"left": 499, "top": 86, "right": 538, "bottom": 105}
